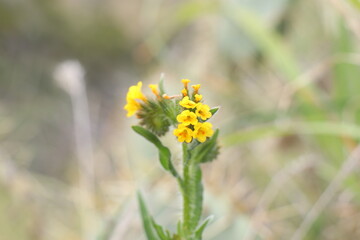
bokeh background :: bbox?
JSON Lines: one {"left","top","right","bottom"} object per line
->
{"left": 1, "top": 0, "right": 360, "bottom": 239}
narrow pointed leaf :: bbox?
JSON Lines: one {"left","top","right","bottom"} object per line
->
{"left": 132, "top": 126, "right": 170, "bottom": 171}
{"left": 210, "top": 107, "right": 219, "bottom": 116}
{"left": 151, "top": 218, "right": 172, "bottom": 240}
{"left": 137, "top": 192, "right": 159, "bottom": 240}
{"left": 194, "top": 215, "right": 213, "bottom": 239}
{"left": 192, "top": 129, "right": 219, "bottom": 164}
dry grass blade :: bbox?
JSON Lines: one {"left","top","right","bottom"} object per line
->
{"left": 243, "top": 156, "right": 315, "bottom": 240}
{"left": 54, "top": 60, "right": 97, "bottom": 240}
{"left": 290, "top": 144, "right": 360, "bottom": 240}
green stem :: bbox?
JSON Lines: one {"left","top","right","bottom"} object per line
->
{"left": 182, "top": 143, "right": 203, "bottom": 240}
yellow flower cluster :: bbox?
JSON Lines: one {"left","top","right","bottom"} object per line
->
{"left": 173, "top": 79, "right": 214, "bottom": 143}
{"left": 124, "top": 81, "right": 159, "bottom": 117}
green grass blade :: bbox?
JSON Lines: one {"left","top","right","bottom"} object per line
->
{"left": 223, "top": 4, "right": 321, "bottom": 107}
{"left": 333, "top": 20, "right": 360, "bottom": 107}
{"left": 223, "top": 121, "right": 360, "bottom": 146}
{"left": 223, "top": 5, "right": 299, "bottom": 80}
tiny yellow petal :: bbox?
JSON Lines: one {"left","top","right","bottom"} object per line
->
{"left": 124, "top": 99, "right": 141, "bottom": 117}
{"left": 173, "top": 124, "right": 193, "bottom": 143}
{"left": 179, "top": 96, "right": 197, "bottom": 109}
{"left": 194, "top": 94, "right": 202, "bottom": 102}
{"left": 195, "top": 103, "right": 212, "bottom": 120}
{"left": 149, "top": 84, "right": 159, "bottom": 96}
{"left": 193, "top": 122, "right": 213, "bottom": 142}
{"left": 191, "top": 84, "right": 201, "bottom": 92}
{"left": 181, "top": 79, "right": 191, "bottom": 87}
{"left": 181, "top": 88, "right": 188, "bottom": 96}
{"left": 126, "top": 81, "right": 147, "bottom": 102}
{"left": 176, "top": 110, "right": 198, "bottom": 125}
{"left": 124, "top": 81, "right": 146, "bottom": 117}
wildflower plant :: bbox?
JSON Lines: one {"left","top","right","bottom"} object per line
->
{"left": 125, "top": 77, "right": 219, "bottom": 240}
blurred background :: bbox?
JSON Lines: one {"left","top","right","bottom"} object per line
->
{"left": 1, "top": 0, "right": 360, "bottom": 239}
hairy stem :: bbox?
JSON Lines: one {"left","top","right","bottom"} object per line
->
{"left": 182, "top": 143, "right": 203, "bottom": 239}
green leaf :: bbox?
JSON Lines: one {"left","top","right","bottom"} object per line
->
{"left": 210, "top": 107, "right": 219, "bottom": 116}
{"left": 137, "top": 192, "right": 160, "bottom": 240}
{"left": 132, "top": 126, "right": 171, "bottom": 171}
{"left": 195, "top": 216, "right": 213, "bottom": 239}
{"left": 151, "top": 218, "right": 172, "bottom": 240}
{"left": 191, "top": 129, "right": 219, "bottom": 164}
{"left": 152, "top": 223, "right": 167, "bottom": 240}
{"left": 132, "top": 126, "right": 181, "bottom": 178}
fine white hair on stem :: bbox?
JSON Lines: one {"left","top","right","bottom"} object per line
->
{"left": 290, "top": 144, "right": 360, "bottom": 240}
{"left": 243, "top": 155, "right": 315, "bottom": 240}
{"left": 53, "top": 60, "right": 96, "bottom": 240}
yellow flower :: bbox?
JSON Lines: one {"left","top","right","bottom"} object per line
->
{"left": 193, "top": 122, "right": 214, "bottom": 143}
{"left": 195, "top": 103, "right": 212, "bottom": 120}
{"left": 181, "top": 88, "right": 188, "bottom": 97}
{"left": 149, "top": 84, "right": 159, "bottom": 97}
{"left": 181, "top": 79, "right": 191, "bottom": 88}
{"left": 124, "top": 99, "right": 141, "bottom": 117}
{"left": 126, "top": 81, "right": 147, "bottom": 102}
{"left": 191, "top": 84, "right": 201, "bottom": 93}
{"left": 179, "top": 96, "right": 197, "bottom": 109}
{"left": 194, "top": 94, "right": 202, "bottom": 102}
{"left": 173, "top": 124, "right": 193, "bottom": 143}
{"left": 124, "top": 81, "right": 147, "bottom": 117}
{"left": 176, "top": 110, "right": 198, "bottom": 126}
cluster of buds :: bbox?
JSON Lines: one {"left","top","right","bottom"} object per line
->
{"left": 124, "top": 81, "right": 175, "bottom": 136}
{"left": 124, "top": 78, "right": 217, "bottom": 143}
{"left": 173, "top": 79, "right": 214, "bottom": 143}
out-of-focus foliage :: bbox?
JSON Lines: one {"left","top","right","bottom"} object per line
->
{"left": 1, "top": 0, "right": 360, "bottom": 239}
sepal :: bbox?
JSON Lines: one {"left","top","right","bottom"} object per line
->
{"left": 138, "top": 100, "right": 171, "bottom": 136}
